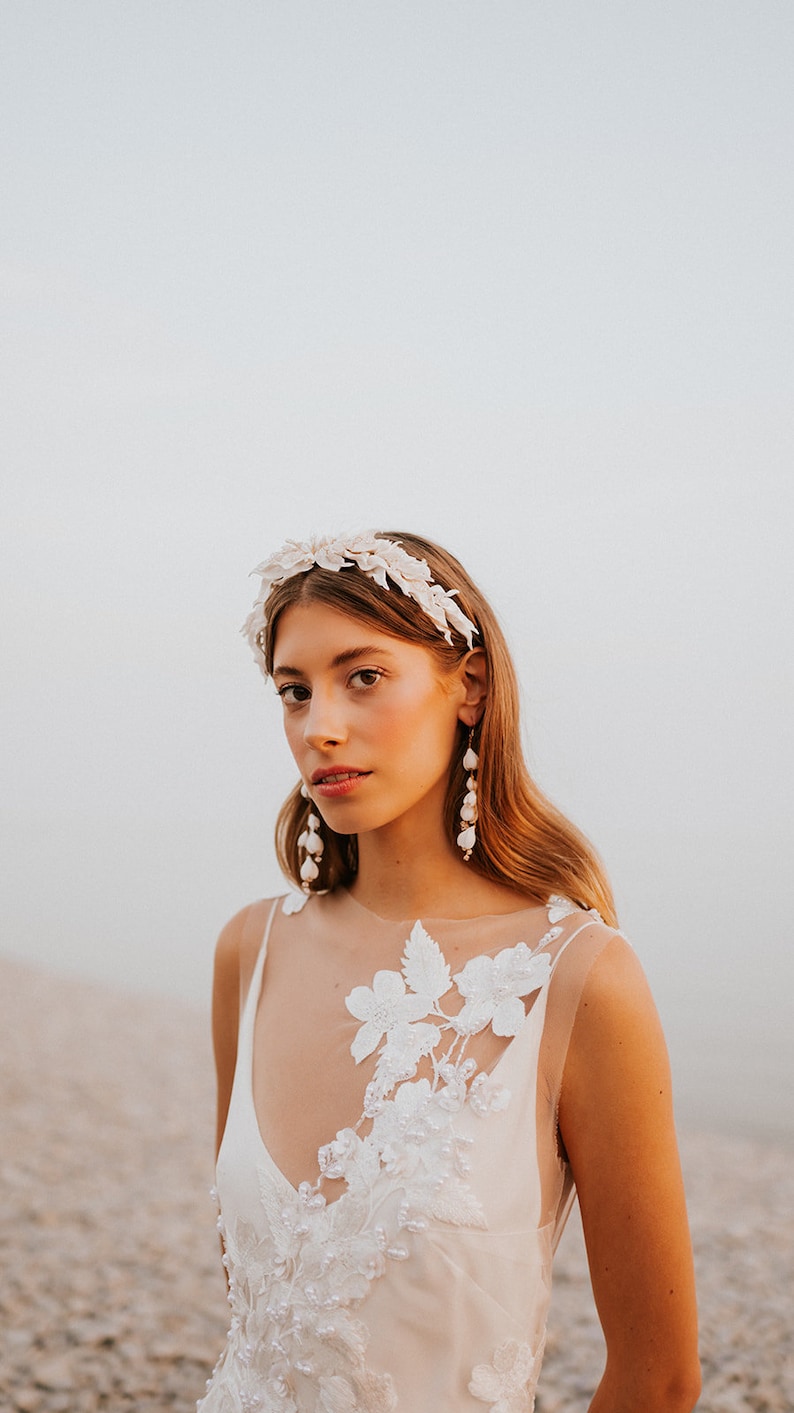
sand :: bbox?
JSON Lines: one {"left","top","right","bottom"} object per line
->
{"left": 0, "top": 956, "right": 791, "bottom": 1413}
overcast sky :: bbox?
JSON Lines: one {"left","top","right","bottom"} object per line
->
{"left": 1, "top": 2, "right": 792, "bottom": 1137}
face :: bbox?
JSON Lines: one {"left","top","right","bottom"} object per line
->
{"left": 272, "top": 601, "right": 471, "bottom": 841}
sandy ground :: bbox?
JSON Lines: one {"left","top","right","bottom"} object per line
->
{"left": 0, "top": 956, "right": 791, "bottom": 1413}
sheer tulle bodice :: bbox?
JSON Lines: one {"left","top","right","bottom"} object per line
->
{"left": 198, "top": 888, "right": 618, "bottom": 1413}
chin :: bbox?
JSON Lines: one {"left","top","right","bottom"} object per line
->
{"left": 319, "top": 801, "right": 401, "bottom": 838}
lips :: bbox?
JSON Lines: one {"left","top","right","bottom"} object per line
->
{"left": 309, "top": 767, "right": 371, "bottom": 797}
{"left": 310, "top": 766, "right": 369, "bottom": 785}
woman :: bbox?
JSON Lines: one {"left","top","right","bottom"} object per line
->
{"left": 199, "top": 531, "right": 700, "bottom": 1413}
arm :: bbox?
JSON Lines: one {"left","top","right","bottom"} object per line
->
{"left": 212, "top": 904, "right": 265, "bottom": 1288}
{"left": 558, "top": 936, "right": 701, "bottom": 1413}
{"left": 211, "top": 909, "right": 244, "bottom": 1161}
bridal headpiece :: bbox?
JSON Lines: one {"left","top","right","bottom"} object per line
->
{"left": 242, "top": 532, "right": 478, "bottom": 674}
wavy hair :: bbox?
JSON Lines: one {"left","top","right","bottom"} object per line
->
{"left": 259, "top": 530, "right": 617, "bottom": 927}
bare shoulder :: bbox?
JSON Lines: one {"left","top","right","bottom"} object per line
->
{"left": 572, "top": 928, "right": 660, "bottom": 1039}
{"left": 214, "top": 896, "right": 283, "bottom": 988}
{"left": 214, "top": 898, "right": 271, "bottom": 966}
{"left": 562, "top": 932, "right": 661, "bottom": 1085}
{"left": 560, "top": 928, "right": 670, "bottom": 1142}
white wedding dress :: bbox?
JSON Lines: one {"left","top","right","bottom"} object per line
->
{"left": 197, "top": 887, "right": 623, "bottom": 1412}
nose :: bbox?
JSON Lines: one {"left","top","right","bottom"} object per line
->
{"left": 302, "top": 688, "right": 348, "bottom": 750}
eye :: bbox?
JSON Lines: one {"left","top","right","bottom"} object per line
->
{"left": 276, "top": 683, "right": 311, "bottom": 705}
{"left": 349, "top": 668, "right": 383, "bottom": 689}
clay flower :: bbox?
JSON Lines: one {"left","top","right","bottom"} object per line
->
{"left": 346, "top": 970, "right": 431, "bottom": 1063}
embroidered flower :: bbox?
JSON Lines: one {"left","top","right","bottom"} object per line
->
{"left": 376, "top": 1090, "right": 436, "bottom": 1185}
{"left": 317, "top": 1128, "right": 362, "bottom": 1182}
{"left": 437, "top": 1056, "right": 475, "bottom": 1112}
{"left": 370, "top": 1077, "right": 435, "bottom": 1170}
{"left": 469, "top": 1339, "right": 541, "bottom": 1412}
{"left": 453, "top": 944, "right": 551, "bottom": 1036}
{"left": 346, "top": 970, "right": 431, "bottom": 1063}
{"left": 374, "top": 1020, "right": 442, "bottom": 1088}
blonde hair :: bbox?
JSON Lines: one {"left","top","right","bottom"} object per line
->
{"left": 261, "top": 530, "right": 617, "bottom": 927}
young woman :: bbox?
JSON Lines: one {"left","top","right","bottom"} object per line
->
{"left": 199, "top": 531, "right": 700, "bottom": 1413}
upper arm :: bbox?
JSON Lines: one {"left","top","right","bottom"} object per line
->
{"left": 558, "top": 936, "right": 700, "bottom": 1409}
{"left": 211, "top": 906, "right": 248, "bottom": 1159}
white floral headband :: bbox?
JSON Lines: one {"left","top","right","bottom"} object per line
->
{"left": 242, "top": 532, "right": 478, "bottom": 674}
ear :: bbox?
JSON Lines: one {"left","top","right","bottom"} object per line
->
{"left": 456, "top": 648, "right": 488, "bottom": 727}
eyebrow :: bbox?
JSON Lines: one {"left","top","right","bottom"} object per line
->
{"left": 272, "top": 645, "right": 396, "bottom": 679}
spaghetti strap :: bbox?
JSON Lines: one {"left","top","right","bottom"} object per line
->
{"left": 238, "top": 896, "right": 281, "bottom": 1018}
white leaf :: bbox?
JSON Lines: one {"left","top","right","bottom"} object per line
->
{"left": 547, "top": 894, "right": 577, "bottom": 922}
{"left": 491, "top": 995, "right": 527, "bottom": 1037}
{"left": 402, "top": 922, "right": 451, "bottom": 1001}
{"left": 350, "top": 1021, "right": 383, "bottom": 1064}
{"left": 429, "top": 1179, "right": 487, "bottom": 1229}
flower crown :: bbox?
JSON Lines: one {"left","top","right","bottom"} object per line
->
{"left": 242, "top": 532, "right": 478, "bottom": 674}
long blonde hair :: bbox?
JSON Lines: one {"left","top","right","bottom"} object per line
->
{"left": 260, "top": 530, "right": 617, "bottom": 927}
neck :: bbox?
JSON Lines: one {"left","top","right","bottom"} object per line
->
{"left": 350, "top": 813, "right": 534, "bottom": 922}
{"left": 353, "top": 832, "right": 468, "bottom": 921}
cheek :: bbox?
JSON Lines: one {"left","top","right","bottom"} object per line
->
{"left": 282, "top": 713, "right": 304, "bottom": 761}
{"left": 389, "top": 690, "right": 459, "bottom": 766}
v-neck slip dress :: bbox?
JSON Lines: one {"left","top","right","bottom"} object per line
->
{"left": 198, "top": 887, "right": 621, "bottom": 1413}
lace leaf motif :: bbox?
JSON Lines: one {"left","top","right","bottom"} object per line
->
{"left": 401, "top": 921, "right": 452, "bottom": 1001}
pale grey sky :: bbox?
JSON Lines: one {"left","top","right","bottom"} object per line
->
{"left": 1, "top": 2, "right": 792, "bottom": 1137}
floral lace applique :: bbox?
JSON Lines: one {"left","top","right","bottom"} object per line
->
{"left": 469, "top": 1338, "right": 544, "bottom": 1413}
{"left": 337, "top": 921, "right": 555, "bottom": 1228}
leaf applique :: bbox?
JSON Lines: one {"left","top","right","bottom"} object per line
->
{"left": 547, "top": 895, "right": 577, "bottom": 923}
{"left": 428, "top": 1178, "right": 488, "bottom": 1230}
{"left": 401, "top": 921, "right": 452, "bottom": 1002}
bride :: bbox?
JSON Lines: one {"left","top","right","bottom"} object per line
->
{"left": 198, "top": 530, "right": 700, "bottom": 1413}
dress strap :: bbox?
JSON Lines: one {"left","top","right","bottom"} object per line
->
{"left": 547, "top": 914, "right": 600, "bottom": 974}
{"left": 239, "top": 896, "right": 282, "bottom": 1022}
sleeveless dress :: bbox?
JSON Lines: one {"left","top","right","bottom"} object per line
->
{"left": 198, "top": 887, "right": 621, "bottom": 1413}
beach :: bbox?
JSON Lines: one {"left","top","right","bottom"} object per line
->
{"left": 1, "top": 956, "right": 791, "bottom": 1413}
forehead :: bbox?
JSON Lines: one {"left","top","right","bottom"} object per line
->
{"left": 272, "top": 601, "right": 431, "bottom": 671}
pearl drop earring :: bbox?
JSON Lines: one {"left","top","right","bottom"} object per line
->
{"left": 298, "top": 783, "right": 325, "bottom": 890}
{"left": 456, "top": 729, "right": 479, "bottom": 861}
